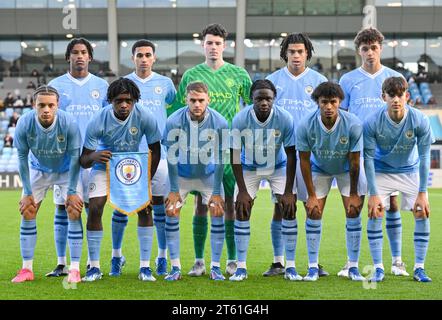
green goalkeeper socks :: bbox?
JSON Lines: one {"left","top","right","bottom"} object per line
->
{"left": 193, "top": 216, "right": 208, "bottom": 259}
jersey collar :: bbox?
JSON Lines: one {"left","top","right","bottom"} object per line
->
{"left": 251, "top": 107, "right": 274, "bottom": 127}
{"left": 385, "top": 105, "right": 409, "bottom": 127}
{"left": 35, "top": 114, "right": 57, "bottom": 133}
{"left": 186, "top": 107, "right": 210, "bottom": 128}
{"left": 66, "top": 72, "right": 93, "bottom": 86}
{"left": 318, "top": 113, "right": 341, "bottom": 134}
{"left": 131, "top": 71, "right": 156, "bottom": 83}
{"left": 110, "top": 107, "right": 132, "bottom": 125}
{"left": 357, "top": 65, "right": 385, "bottom": 79}
{"left": 283, "top": 66, "right": 310, "bottom": 81}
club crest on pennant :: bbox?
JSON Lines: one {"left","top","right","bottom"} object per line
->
{"left": 115, "top": 158, "right": 142, "bottom": 185}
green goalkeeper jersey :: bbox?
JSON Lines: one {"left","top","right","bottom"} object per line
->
{"left": 168, "top": 62, "right": 252, "bottom": 123}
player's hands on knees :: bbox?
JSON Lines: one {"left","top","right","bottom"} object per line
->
{"left": 165, "top": 192, "right": 183, "bottom": 217}
{"left": 306, "top": 195, "right": 321, "bottom": 219}
{"left": 208, "top": 195, "right": 225, "bottom": 217}
{"left": 367, "top": 195, "right": 384, "bottom": 219}
{"left": 91, "top": 150, "right": 112, "bottom": 163}
{"left": 19, "top": 195, "right": 37, "bottom": 218}
{"left": 235, "top": 190, "right": 253, "bottom": 220}
{"left": 347, "top": 194, "right": 362, "bottom": 217}
{"left": 413, "top": 192, "right": 430, "bottom": 218}
{"left": 65, "top": 194, "right": 84, "bottom": 220}
{"left": 279, "top": 192, "right": 296, "bottom": 220}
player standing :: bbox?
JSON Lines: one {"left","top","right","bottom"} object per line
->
{"left": 338, "top": 27, "right": 407, "bottom": 277}
{"left": 169, "top": 23, "right": 252, "bottom": 276}
{"left": 46, "top": 38, "right": 109, "bottom": 277}
{"left": 265, "top": 33, "right": 328, "bottom": 277}
{"left": 108, "top": 40, "right": 176, "bottom": 277}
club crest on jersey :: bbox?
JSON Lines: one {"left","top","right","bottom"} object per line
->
{"left": 225, "top": 78, "right": 235, "bottom": 88}
{"left": 305, "top": 85, "right": 314, "bottom": 95}
{"left": 91, "top": 90, "right": 100, "bottom": 99}
{"left": 340, "top": 136, "right": 349, "bottom": 144}
{"left": 115, "top": 158, "right": 142, "bottom": 185}
{"left": 155, "top": 86, "right": 163, "bottom": 95}
{"left": 130, "top": 127, "right": 138, "bottom": 135}
{"left": 405, "top": 130, "right": 414, "bottom": 139}
{"left": 273, "top": 130, "right": 281, "bottom": 137}
{"left": 57, "top": 135, "right": 65, "bottom": 143}
{"left": 89, "top": 183, "right": 96, "bottom": 192}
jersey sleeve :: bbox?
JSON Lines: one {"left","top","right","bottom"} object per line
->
{"left": 143, "top": 115, "right": 162, "bottom": 145}
{"left": 13, "top": 117, "right": 32, "bottom": 195}
{"left": 165, "top": 79, "right": 177, "bottom": 105}
{"left": 283, "top": 115, "right": 296, "bottom": 148}
{"left": 162, "top": 116, "right": 179, "bottom": 149}
{"left": 363, "top": 120, "right": 378, "bottom": 195}
{"left": 239, "top": 69, "right": 252, "bottom": 105}
{"left": 339, "top": 76, "right": 350, "bottom": 110}
{"left": 416, "top": 114, "right": 435, "bottom": 147}
{"left": 295, "top": 121, "right": 310, "bottom": 152}
{"left": 66, "top": 118, "right": 82, "bottom": 155}
{"left": 168, "top": 72, "right": 188, "bottom": 116}
{"left": 100, "top": 82, "right": 110, "bottom": 108}
{"left": 83, "top": 115, "right": 100, "bottom": 150}
{"left": 416, "top": 114, "right": 434, "bottom": 192}
{"left": 349, "top": 118, "right": 363, "bottom": 153}
{"left": 230, "top": 114, "right": 243, "bottom": 150}
{"left": 12, "top": 116, "right": 29, "bottom": 153}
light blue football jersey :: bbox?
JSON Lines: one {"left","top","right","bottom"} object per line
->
{"left": 231, "top": 105, "right": 295, "bottom": 171}
{"left": 296, "top": 109, "right": 363, "bottom": 175}
{"left": 163, "top": 107, "right": 228, "bottom": 178}
{"left": 48, "top": 72, "right": 109, "bottom": 141}
{"left": 266, "top": 67, "right": 327, "bottom": 129}
{"left": 363, "top": 105, "right": 434, "bottom": 174}
{"left": 14, "top": 109, "right": 81, "bottom": 173}
{"left": 124, "top": 72, "right": 176, "bottom": 158}
{"left": 339, "top": 66, "right": 403, "bottom": 121}
{"left": 83, "top": 103, "right": 162, "bottom": 171}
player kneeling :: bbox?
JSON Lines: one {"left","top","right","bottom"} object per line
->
{"left": 163, "top": 82, "right": 228, "bottom": 281}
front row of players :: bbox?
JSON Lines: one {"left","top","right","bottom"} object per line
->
{"left": 12, "top": 76, "right": 433, "bottom": 283}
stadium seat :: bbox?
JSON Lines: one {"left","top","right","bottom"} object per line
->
{"left": 2, "top": 147, "right": 12, "bottom": 155}
{"left": 429, "top": 115, "right": 442, "bottom": 140}
{"left": 6, "top": 163, "right": 18, "bottom": 172}
{"left": 22, "top": 108, "right": 32, "bottom": 114}
{"left": 5, "top": 108, "right": 13, "bottom": 118}
{"left": 1, "top": 120, "right": 8, "bottom": 131}
{"left": 0, "top": 164, "right": 6, "bottom": 172}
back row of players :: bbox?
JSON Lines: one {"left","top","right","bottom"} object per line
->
{"left": 11, "top": 24, "right": 432, "bottom": 284}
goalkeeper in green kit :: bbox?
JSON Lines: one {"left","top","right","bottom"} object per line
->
{"left": 168, "top": 23, "right": 252, "bottom": 277}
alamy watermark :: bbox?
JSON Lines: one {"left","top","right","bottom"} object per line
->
{"left": 165, "top": 127, "right": 278, "bottom": 168}
{"left": 62, "top": 3, "right": 77, "bottom": 30}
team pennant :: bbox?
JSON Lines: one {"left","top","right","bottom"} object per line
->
{"left": 106, "top": 151, "right": 152, "bottom": 216}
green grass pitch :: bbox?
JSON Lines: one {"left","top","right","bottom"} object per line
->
{"left": 0, "top": 188, "right": 441, "bottom": 300}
